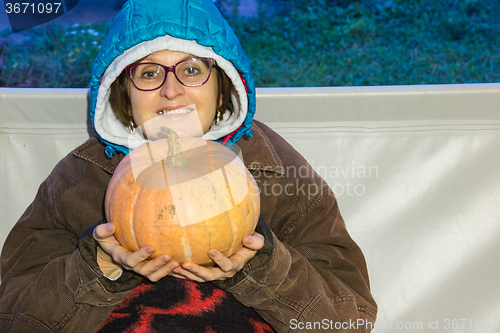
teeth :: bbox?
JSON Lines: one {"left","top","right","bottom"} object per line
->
{"left": 159, "top": 108, "right": 193, "bottom": 115}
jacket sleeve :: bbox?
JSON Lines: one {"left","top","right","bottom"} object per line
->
{"left": 215, "top": 174, "right": 378, "bottom": 333}
{"left": 0, "top": 175, "right": 140, "bottom": 332}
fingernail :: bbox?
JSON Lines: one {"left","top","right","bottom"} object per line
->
{"left": 146, "top": 247, "right": 155, "bottom": 255}
{"left": 244, "top": 236, "right": 253, "bottom": 244}
{"left": 105, "top": 223, "right": 113, "bottom": 232}
{"left": 208, "top": 250, "right": 216, "bottom": 258}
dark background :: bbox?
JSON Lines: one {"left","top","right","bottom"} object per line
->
{"left": 1, "top": 0, "right": 499, "bottom": 88}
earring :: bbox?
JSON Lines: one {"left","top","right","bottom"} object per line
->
{"left": 128, "top": 120, "right": 136, "bottom": 134}
{"left": 215, "top": 108, "right": 222, "bottom": 126}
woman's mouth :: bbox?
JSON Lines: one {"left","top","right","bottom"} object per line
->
{"left": 140, "top": 105, "right": 203, "bottom": 138}
{"left": 158, "top": 108, "right": 194, "bottom": 115}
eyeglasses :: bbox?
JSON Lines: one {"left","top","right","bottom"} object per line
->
{"left": 125, "top": 57, "right": 216, "bottom": 91}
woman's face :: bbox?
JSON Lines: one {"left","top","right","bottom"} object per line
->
{"left": 128, "top": 49, "right": 219, "bottom": 138}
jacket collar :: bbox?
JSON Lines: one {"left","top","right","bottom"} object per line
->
{"left": 238, "top": 121, "right": 285, "bottom": 176}
{"left": 74, "top": 120, "right": 284, "bottom": 176}
{"left": 74, "top": 136, "right": 124, "bottom": 174}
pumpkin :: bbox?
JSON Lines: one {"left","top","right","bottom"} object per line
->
{"left": 105, "top": 127, "right": 260, "bottom": 266}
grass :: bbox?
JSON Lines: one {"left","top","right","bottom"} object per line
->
{"left": 0, "top": 22, "right": 110, "bottom": 87}
{"left": 1, "top": 0, "right": 499, "bottom": 88}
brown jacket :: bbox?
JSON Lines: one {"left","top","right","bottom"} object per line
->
{"left": 0, "top": 121, "right": 377, "bottom": 332}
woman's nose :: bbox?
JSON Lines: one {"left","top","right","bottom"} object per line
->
{"left": 159, "top": 72, "right": 184, "bottom": 99}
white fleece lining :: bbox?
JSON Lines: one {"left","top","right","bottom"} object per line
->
{"left": 94, "top": 36, "right": 248, "bottom": 150}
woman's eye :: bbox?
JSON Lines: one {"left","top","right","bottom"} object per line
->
{"left": 142, "top": 70, "right": 160, "bottom": 79}
{"left": 184, "top": 66, "right": 200, "bottom": 76}
{"left": 133, "top": 65, "right": 162, "bottom": 80}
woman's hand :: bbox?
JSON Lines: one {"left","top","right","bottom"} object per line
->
{"left": 93, "top": 223, "right": 179, "bottom": 282}
{"left": 170, "top": 232, "right": 265, "bottom": 283}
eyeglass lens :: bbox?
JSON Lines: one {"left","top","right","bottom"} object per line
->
{"left": 130, "top": 58, "right": 212, "bottom": 90}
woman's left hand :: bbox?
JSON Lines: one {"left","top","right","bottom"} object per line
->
{"left": 170, "top": 232, "right": 264, "bottom": 282}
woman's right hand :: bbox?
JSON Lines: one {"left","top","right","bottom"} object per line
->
{"left": 93, "top": 222, "right": 179, "bottom": 282}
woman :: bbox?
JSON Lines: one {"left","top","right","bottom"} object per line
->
{"left": 0, "top": 0, "right": 377, "bottom": 331}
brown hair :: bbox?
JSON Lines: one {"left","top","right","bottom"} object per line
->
{"left": 109, "top": 64, "right": 234, "bottom": 126}
{"left": 216, "top": 67, "right": 234, "bottom": 121}
{"left": 109, "top": 70, "right": 132, "bottom": 125}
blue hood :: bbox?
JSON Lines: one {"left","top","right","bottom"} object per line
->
{"left": 89, "top": 0, "right": 256, "bottom": 157}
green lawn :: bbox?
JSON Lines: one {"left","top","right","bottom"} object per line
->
{"left": 1, "top": 0, "right": 499, "bottom": 87}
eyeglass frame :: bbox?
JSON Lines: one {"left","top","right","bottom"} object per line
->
{"left": 125, "top": 57, "right": 217, "bottom": 91}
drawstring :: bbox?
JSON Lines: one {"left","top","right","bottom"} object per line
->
{"left": 244, "top": 128, "right": 254, "bottom": 138}
{"left": 104, "top": 145, "right": 117, "bottom": 158}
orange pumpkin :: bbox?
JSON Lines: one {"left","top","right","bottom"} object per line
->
{"left": 105, "top": 128, "right": 260, "bottom": 266}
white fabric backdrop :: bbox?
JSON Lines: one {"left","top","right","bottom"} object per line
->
{"left": 1, "top": 85, "right": 500, "bottom": 332}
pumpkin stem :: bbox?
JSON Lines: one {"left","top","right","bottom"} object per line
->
{"left": 160, "top": 127, "right": 189, "bottom": 168}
